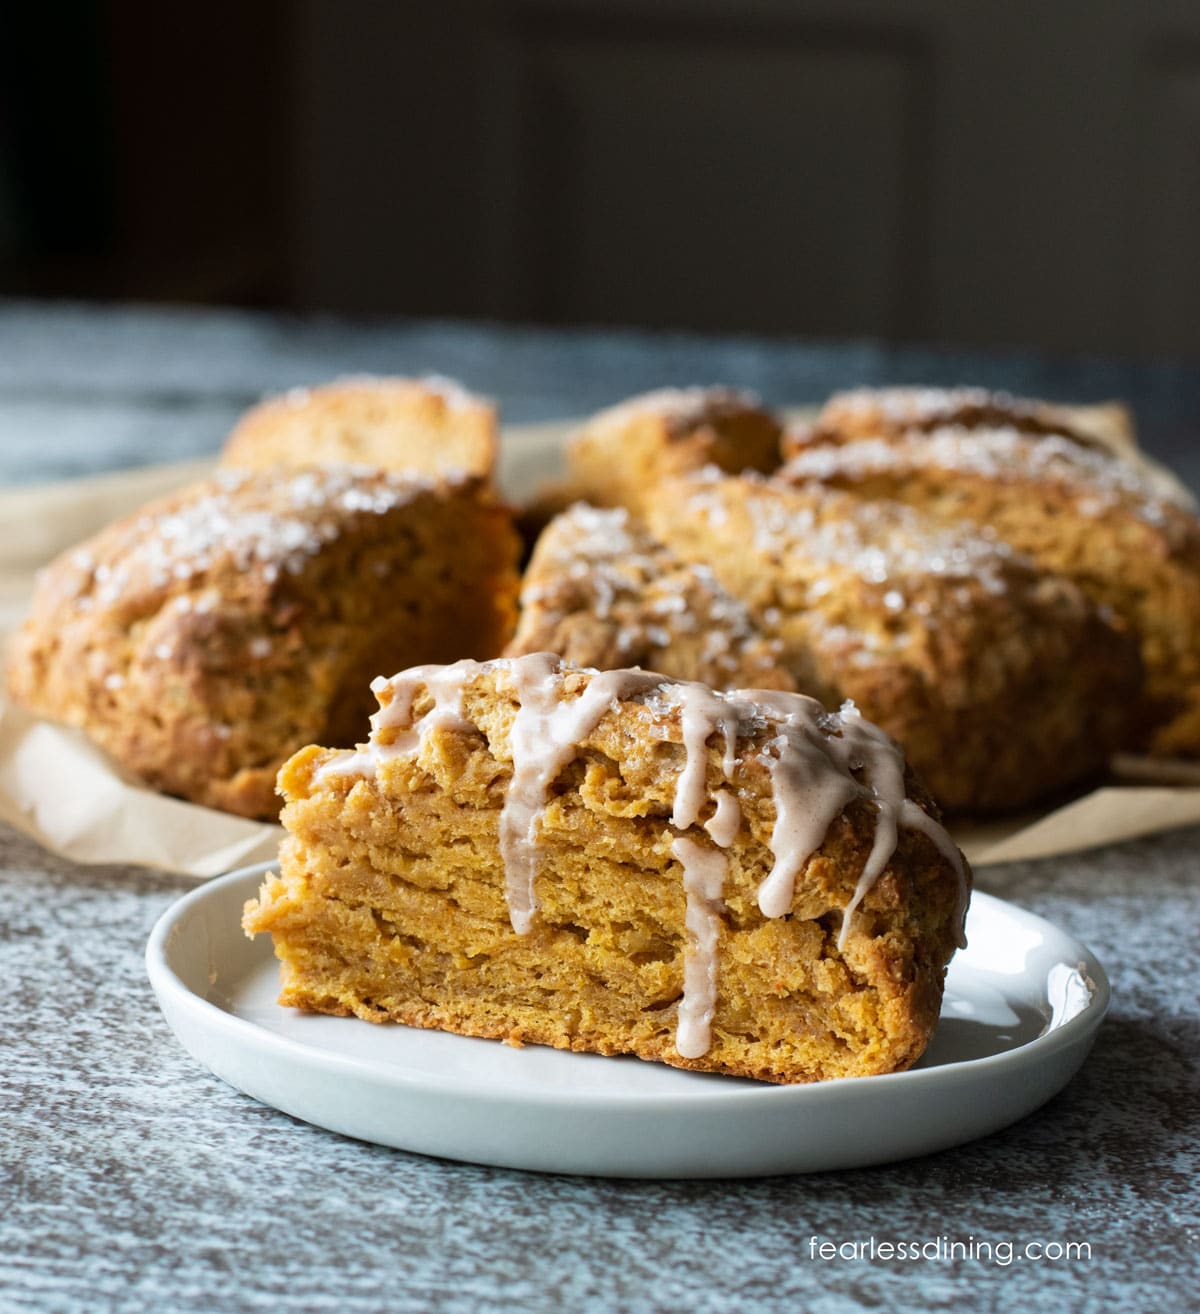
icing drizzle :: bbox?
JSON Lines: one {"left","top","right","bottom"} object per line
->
{"left": 672, "top": 837, "right": 728, "bottom": 1059}
{"left": 499, "top": 655, "right": 662, "bottom": 934}
{"left": 314, "top": 653, "right": 968, "bottom": 1059}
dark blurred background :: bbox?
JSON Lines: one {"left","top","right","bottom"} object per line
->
{"left": 3, "top": 0, "right": 1200, "bottom": 357}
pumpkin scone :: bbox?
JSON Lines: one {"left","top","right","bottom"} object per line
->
{"left": 506, "top": 502, "right": 795, "bottom": 692}
{"left": 643, "top": 471, "right": 1144, "bottom": 812}
{"left": 564, "top": 387, "right": 783, "bottom": 516}
{"left": 220, "top": 375, "right": 497, "bottom": 480}
{"left": 6, "top": 467, "right": 520, "bottom": 819}
{"left": 784, "top": 385, "right": 1132, "bottom": 456}
{"left": 778, "top": 426, "right": 1200, "bottom": 757}
{"left": 243, "top": 655, "right": 969, "bottom": 1084}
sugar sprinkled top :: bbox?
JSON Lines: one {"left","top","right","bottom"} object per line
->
{"left": 516, "top": 503, "right": 788, "bottom": 678}
{"left": 684, "top": 468, "right": 1015, "bottom": 596}
{"left": 82, "top": 467, "right": 439, "bottom": 608}
{"left": 587, "top": 386, "right": 764, "bottom": 435}
{"left": 782, "top": 425, "right": 1191, "bottom": 529}
{"left": 277, "top": 373, "right": 490, "bottom": 414}
{"left": 818, "top": 386, "right": 1090, "bottom": 437}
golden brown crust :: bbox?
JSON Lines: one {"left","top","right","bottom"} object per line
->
{"left": 220, "top": 375, "right": 497, "bottom": 480}
{"left": 784, "top": 386, "right": 1128, "bottom": 457}
{"left": 778, "top": 427, "right": 1200, "bottom": 756}
{"left": 565, "top": 387, "right": 783, "bottom": 516}
{"left": 643, "top": 471, "right": 1145, "bottom": 812}
{"left": 243, "top": 661, "right": 967, "bottom": 1084}
{"left": 6, "top": 467, "right": 520, "bottom": 819}
{"left": 506, "top": 503, "right": 796, "bottom": 691}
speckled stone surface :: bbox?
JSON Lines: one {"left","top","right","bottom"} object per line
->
{"left": 4, "top": 823, "right": 1197, "bottom": 1314}
{"left": 2, "top": 303, "right": 1198, "bottom": 1312}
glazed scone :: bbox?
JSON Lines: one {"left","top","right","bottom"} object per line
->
{"left": 784, "top": 386, "right": 1131, "bottom": 456}
{"left": 779, "top": 427, "right": 1200, "bottom": 756}
{"left": 220, "top": 375, "right": 497, "bottom": 480}
{"left": 243, "top": 655, "right": 969, "bottom": 1084}
{"left": 6, "top": 467, "right": 520, "bottom": 819}
{"left": 643, "top": 471, "right": 1144, "bottom": 812}
{"left": 565, "top": 387, "right": 783, "bottom": 516}
{"left": 506, "top": 503, "right": 796, "bottom": 692}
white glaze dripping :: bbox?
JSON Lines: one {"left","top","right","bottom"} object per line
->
{"left": 827, "top": 705, "right": 907, "bottom": 950}
{"left": 374, "top": 661, "right": 475, "bottom": 748}
{"left": 749, "top": 692, "right": 862, "bottom": 923}
{"left": 899, "top": 799, "right": 969, "bottom": 949}
{"left": 704, "top": 790, "right": 742, "bottom": 848}
{"left": 672, "top": 836, "right": 727, "bottom": 1059}
{"left": 670, "top": 682, "right": 738, "bottom": 829}
{"left": 824, "top": 703, "right": 966, "bottom": 949}
{"left": 313, "top": 746, "right": 380, "bottom": 780}
{"left": 664, "top": 685, "right": 747, "bottom": 1059}
{"left": 499, "top": 654, "right": 663, "bottom": 934}
{"left": 752, "top": 695, "right": 968, "bottom": 951}
{"left": 311, "top": 656, "right": 968, "bottom": 1061}
{"left": 312, "top": 659, "right": 474, "bottom": 782}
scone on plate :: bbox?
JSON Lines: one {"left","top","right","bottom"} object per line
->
{"left": 564, "top": 387, "right": 783, "bottom": 515}
{"left": 643, "top": 470, "right": 1144, "bottom": 812}
{"left": 778, "top": 427, "right": 1200, "bottom": 757}
{"left": 243, "top": 655, "right": 969, "bottom": 1085}
{"left": 6, "top": 467, "right": 520, "bottom": 819}
{"left": 221, "top": 375, "right": 497, "bottom": 480}
{"left": 506, "top": 502, "right": 796, "bottom": 692}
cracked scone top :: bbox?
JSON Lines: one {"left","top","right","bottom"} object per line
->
{"left": 244, "top": 654, "right": 969, "bottom": 1084}
{"left": 782, "top": 423, "right": 1195, "bottom": 528}
{"left": 643, "top": 469, "right": 1144, "bottom": 811}
{"left": 6, "top": 466, "right": 520, "bottom": 818}
{"left": 505, "top": 502, "right": 796, "bottom": 692}
{"left": 777, "top": 425, "right": 1200, "bottom": 757}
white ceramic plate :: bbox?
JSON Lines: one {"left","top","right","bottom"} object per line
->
{"left": 147, "top": 863, "right": 1109, "bottom": 1178}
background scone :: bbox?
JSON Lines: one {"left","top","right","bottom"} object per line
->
{"left": 221, "top": 375, "right": 497, "bottom": 479}
{"left": 243, "top": 655, "right": 969, "bottom": 1085}
{"left": 564, "top": 387, "right": 783, "bottom": 515}
{"left": 779, "top": 427, "right": 1200, "bottom": 757}
{"left": 785, "top": 385, "right": 1132, "bottom": 456}
{"left": 6, "top": 467, "right": 520, "bottom": 819}
{"left": 644, "top": 471, "right": 1144, "bottom": 812}
{"left": 506, "top": 502, "right": 795, "bottom": 692}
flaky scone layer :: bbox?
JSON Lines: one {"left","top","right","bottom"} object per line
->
{"left": 244, "top": 657, "right": 968, "bottom": 1085}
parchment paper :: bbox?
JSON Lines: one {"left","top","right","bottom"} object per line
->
{"left": 1, "top": 414, "right": 1197, "bottom": 878}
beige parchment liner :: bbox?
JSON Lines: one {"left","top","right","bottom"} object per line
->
{"left": 0, "top": 411, "right": 1196, "bottom": 880}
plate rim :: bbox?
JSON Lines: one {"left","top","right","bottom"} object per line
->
{"left": 147, "top": 860, "right": 1111, "bottom": 1114}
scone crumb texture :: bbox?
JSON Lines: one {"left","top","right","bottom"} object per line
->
{"left": 246, "top": 655, "right": 970, "bottom": 1083}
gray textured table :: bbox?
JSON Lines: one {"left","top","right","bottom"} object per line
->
{"left": 2, "top": 301, "right": 1198, "bottom": 1313}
